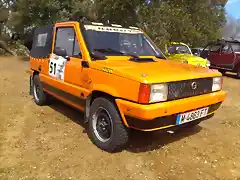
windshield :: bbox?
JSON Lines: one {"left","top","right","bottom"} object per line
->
{"left": 82, "top": 25, "right": 165, "bottom": 59}
{"left": 168, "top": 44, "right": 191, "bottom": 54}
{"left": 191, "top": 49, "right": 198, "bottom": 54}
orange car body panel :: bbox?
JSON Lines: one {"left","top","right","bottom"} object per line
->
{"left": 29, "top": 21, "right": 227, "bottom": 131}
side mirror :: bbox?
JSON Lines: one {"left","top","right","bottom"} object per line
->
{"left": 54, "top": 47, "right": 70, "bottom": 60}
{"left": 81, "top": 61, "right": 89, "bottom": 68}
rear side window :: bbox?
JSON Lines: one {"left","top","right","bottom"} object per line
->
{"left": 36, "top": 33, "right": 48, "bottom": 47}
{"left": 54, "top": 27, "right": 81, "bottom": 57}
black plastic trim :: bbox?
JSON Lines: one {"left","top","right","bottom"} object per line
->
{"left": 42, "top": 82, "right": 86, "bottom": 107}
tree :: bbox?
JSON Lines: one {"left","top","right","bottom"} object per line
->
{"left": 1, "top": 0, "right": 227, "bottom": 52}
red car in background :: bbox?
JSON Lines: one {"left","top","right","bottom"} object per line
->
{"left": 200, "top": 39, "right": 240, "bottom": 79}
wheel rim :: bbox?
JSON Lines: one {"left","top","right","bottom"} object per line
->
{"left": 33, "top": 83, "right": 40, "bottom": 102}
{"left": 92, "top": 107, "right": 113, "bottom": 142}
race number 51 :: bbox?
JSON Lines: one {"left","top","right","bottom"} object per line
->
{"left": 49, "top": 61, "right": 57, "bottom": 76}
{"left": 49, "top": 59, "right": 58, "bottom": 77}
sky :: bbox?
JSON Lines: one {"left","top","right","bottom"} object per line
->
{"left": 225, "top": 0, "right": 240, "bottom": 19}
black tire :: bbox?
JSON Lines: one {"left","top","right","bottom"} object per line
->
{"left": 219, "top": 69, "right": 226, "bottom": 75}
{"left": 237, "top": 68, "right": 240, "bottom": 79}
{"left": 88, "top": 97, "right": 129, "bottom": 152}
{"left": 33, "top": 75, "right": 48, "bottom": 106}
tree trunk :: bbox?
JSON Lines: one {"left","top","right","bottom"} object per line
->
{"left": 0, "top": 40, "right": 15, "bottom": 55}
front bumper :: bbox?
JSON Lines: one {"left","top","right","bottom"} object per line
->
{"left": 116, "top": 90, "right": 226, "bottom": 131}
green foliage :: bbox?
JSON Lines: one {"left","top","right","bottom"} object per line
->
{"left": 1, "top": 0, "right": 227, "bottom": 50}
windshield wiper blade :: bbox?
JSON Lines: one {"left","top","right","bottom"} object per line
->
{"left": 123, "top": 52, "right": 139, "bottom": 59}
{"left": 94, "top": 48, "right": 139, "bottom": 58}
{"left": 94, "top": 48, "right": 124, "bottom": 55}
{"left": 155, "top": 54, "right": 166, "bottom": 59}
{"left": 90, "top": 51, "right": 107, "bottom": 60}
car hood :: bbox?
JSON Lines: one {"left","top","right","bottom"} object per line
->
{"left": 91, "top": 58, "right": 220, "bottom": 84}
{"left": 169, "top": 54, "right": 207, "bottom": 63}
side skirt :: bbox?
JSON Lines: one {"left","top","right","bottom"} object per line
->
{"left": 42, "top": 82, "right": 86, "bottom": 111}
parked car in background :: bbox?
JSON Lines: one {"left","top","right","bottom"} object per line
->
{"left": 191, "top": 47, "right": 204, "bottom": 56}
{"left": 165, "top": 42, "right": 210, "bottom": 68}
{"left": 200, "top": 39, "right": 240, "bottom": 79}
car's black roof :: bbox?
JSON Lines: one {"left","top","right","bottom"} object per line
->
{"left": 207, "top": 39, "right": 240, "bottom": 45}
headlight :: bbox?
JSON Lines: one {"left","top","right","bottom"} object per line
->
{"left": 206, "top": 60, "right": 211, "bottom": 67}
{"left": 150, "top": 83, "right": 168, "bottom": 103}
{"left": 212, "top": 77, "right": 222, "bottom": 91}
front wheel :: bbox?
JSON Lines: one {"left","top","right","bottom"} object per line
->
{"left": 237, "top": 68, "right": 240, "bottom": 79}
{"left": 88, "top": 97, "right": 129, "bottom": 152}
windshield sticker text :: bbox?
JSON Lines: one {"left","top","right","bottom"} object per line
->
{"left": 84, "top": 25, "right": 143, "bottom": 34}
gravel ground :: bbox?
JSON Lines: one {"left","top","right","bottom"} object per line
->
{"left": 0, "top": 56, "right": 240, "bottom": 180}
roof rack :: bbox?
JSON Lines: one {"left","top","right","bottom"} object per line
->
{"left": 56, "top": 18, "right": 140, "bottom": 30}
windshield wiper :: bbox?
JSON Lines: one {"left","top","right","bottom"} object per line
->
{"left": 94, "top": 48, "right": 139, "bottom": 59}
{"left": 155, "top": 54, "right": 167, "bottom": 59}
{"left": 94, "top": 48, "right": 123, "bottom": 55}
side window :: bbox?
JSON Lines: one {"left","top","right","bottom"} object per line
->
{"left": 73, "top": 37, "right": 81, "bottom": 57}
{"left": 54, "top": 27, "right": 82, "bottom": 57}
{"left": 222, "top": 44, "right": 232, "bottom": 53}
{"left": 36, "top": 33, "right": 48, "bottom": 47}
{"left": 209, "top": 45, "right": 221, "bottom": 53}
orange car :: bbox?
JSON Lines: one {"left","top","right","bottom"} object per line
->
{"left": 29, "top": 20, "right": 226, "bottom": 152}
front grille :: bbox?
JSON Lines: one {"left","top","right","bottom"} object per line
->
{"left": 168, "top": 78, "right": 213, "bottom": 100}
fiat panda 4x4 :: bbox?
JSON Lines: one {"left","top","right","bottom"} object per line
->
{"left": 29, "top": 20, "right": 226, "bottom": 152}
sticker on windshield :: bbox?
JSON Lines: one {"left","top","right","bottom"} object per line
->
{"left": 84, "top": 25, "right": 143, "bottom": 34}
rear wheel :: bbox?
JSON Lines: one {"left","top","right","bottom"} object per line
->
{"left": 33, "top": 75, "right": 49, "bottom": 106}
{"left": 237, "top": 68, "right": 240, "bottom": 79}
{"left": 219, "top": 69, "right": 226, "bottom": 75}
{"left": 88, "top": 97, "right": 129, "bottom": 152}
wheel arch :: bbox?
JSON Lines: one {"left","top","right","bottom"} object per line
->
{"left": 84, "top": 90, "right": 129, "bottom": 127}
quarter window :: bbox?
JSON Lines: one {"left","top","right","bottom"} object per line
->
{"left": 36, "top": 33, "right": 48, "bottom": 47}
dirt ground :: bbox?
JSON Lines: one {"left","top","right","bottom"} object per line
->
{"left": 0, "top": 56, "right": 240, "bottom": 180}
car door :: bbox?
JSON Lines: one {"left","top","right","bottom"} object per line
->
{"left": 219, "top": 43, "right": 235, "bottom": 69}
{"left": 48, "top": 25, "right": 90, "bottom": 105}
{"left": 207, "top": 44, "right": 222, "bottom": 66}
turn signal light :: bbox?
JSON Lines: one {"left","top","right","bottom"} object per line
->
{"left": 138, "top": 83, "right": 150, "bottom": 104}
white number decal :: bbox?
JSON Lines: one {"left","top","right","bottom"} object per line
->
{"left": 49, "top": 54, "right": 67, "bottom": 81}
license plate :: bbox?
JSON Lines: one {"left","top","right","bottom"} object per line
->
{"left": 176, "top": 107, "right": 209, "bottom": 125}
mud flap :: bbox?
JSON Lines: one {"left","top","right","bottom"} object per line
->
{"left": 29, "top": 76, "right": 33, "bottom": 96}
{"left": 84, "top": 95, "right": 92, "bottom": 124}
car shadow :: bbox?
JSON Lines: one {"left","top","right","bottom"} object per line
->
{"left": 48, "top": 99, "right": 88, "bottom": 133}
{"left": 48, "top": 99, "right": 202, "bottom": 153}
{"left": 224, "top": 72, "right": 238, "bottom": 79}
{"left": 126, "top": 126, "right": 202, "bottom": 153}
